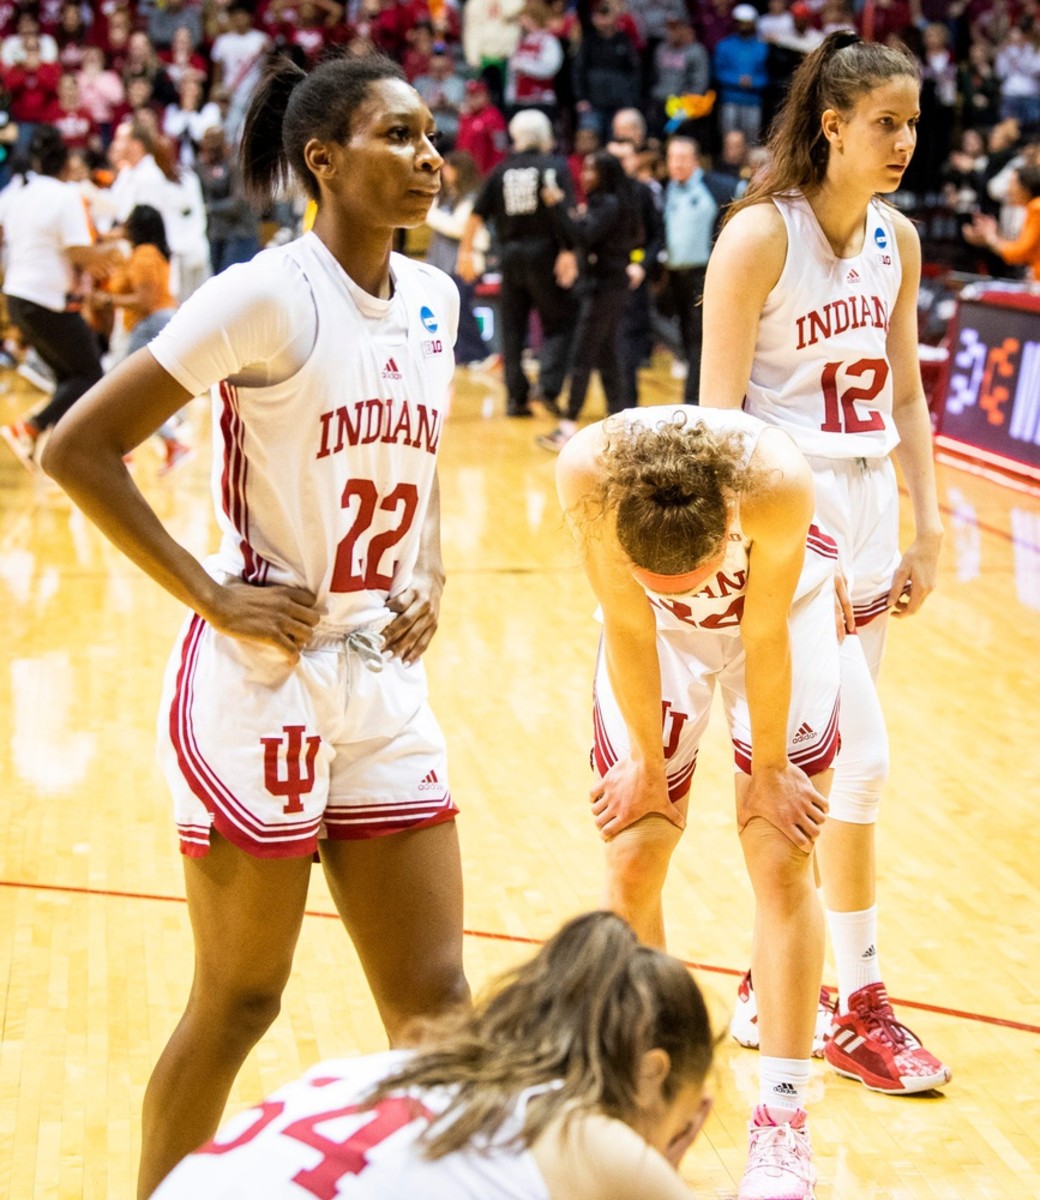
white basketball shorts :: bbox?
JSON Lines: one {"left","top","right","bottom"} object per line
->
{"left": 593, "top": 579, "right": 841, "bottom": 803}
{"left": 807, "top": 455, "right": 901, "bottom": 628}
{"left": 157, "top": 616, "right": 456, "bottom": 858}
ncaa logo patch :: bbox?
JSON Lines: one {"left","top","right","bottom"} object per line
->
{"left": 873, "top": 226, "right": 888, "bottom": 250}
{"left": 420, "top": 305, "right": 438, "bottom": 333}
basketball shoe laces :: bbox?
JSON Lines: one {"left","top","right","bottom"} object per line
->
{"left": 748, "top": 1119, "right": 813, "bottom": 1184}
{"left": 849, "top": 983, "right": 919, "bottom": 1049}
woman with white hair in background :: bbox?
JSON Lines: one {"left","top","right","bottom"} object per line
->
{"left": 459, "top": 108, "right": 578, "bottom": 418}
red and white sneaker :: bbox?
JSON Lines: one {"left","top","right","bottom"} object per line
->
{"left": 823, "top": 982, "right": 951, "bottom": 1094}
{"left": 730, "top": 971, "right": 834, "bottom": 1058}
{"left": 739, "top": 1105, "right": 816, "bottom": 1200}
{"left": 0, "top": 419, "right": 40, "bottom": 472}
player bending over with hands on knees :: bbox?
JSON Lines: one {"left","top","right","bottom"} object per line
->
{"left": 149, "top": 911, "right": 714, "bottom": 1199}
{"left": 557, "top": 406, "right": 844, "bottom": 1199}
{"left": 44, "top": 53, "right": 470, "bottom": 1198}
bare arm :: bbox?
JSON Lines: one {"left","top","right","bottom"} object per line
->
{"left": 557, "top": 427, "right": 684, "bottom": 838}
{"left": 382, "top": 468, "right": 445, "bottom": 664}
{"left": 887, "top": 214, "right": 943, "bottom": 617}
{"left": 456, "top": 211, "right": 486, "bottom": 283}
{"left": 42, "top": 350, "right": 319, "bottom": 659}
{"left": 698, "top": 203, "right": 787, "bottom": 410}
{"left": 738, "top": 431, "right": 829, "bottom": 850}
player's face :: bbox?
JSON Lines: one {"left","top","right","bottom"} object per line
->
{"left": 635, "top": 1074, "right": 712, "bottom": 1160}
{"left": 321, "top": 78, "right": 443, "bottom": 230}
{"left": 826, "top": 76, "right": 920, "bottom": 194}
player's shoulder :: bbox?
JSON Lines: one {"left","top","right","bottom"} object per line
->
{"left": 712, "top": 198, "right": 788, "bottom": 276}
{"left": 885, "top": 203, "right": 921, "bottom": 262}
{"left": 203, "top": 243, "right": 312, "bottom": 312}
{"left": 533, "top": 1111, "right": 690, "bottom": 1200}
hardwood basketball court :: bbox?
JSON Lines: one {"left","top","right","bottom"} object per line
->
{"left": 0, "top": 359, "right": 1038, "bottom": 1198}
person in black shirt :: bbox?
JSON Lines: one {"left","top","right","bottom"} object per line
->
{"left": 458, "top": 109, "right": 578, "bottom": 417}
{"left": 535, "top": 150, "right": 642, "bottom": 450}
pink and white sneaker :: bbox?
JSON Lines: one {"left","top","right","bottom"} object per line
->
{"left": 730, "top": 971, "right": 834, "bottom": 1058}
{"left": 739, "top": 1105, "right": 816, "bottom": 1200}
{"left": 824, "top": 981, "right": 951, "bottom": 1094}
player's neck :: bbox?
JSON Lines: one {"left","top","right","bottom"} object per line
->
{"left": 312, "top": 217, "right": 394, "bottom": 300}
{"left": 804, "top": 181, "right": 871, "bottom": 259}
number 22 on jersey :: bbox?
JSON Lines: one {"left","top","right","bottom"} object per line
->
{"left": 331, "top": 480, "right": 419, "bottom": 593}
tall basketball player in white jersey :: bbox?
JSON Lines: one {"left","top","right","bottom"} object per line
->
{"left": 152, "top": 912, "right": 716, "bottom": 1200}
{"left": 557, "top": 406, "right": 841, "bottom": 1199}
{"left": 43, "top": 55, "right": 470, "bottom": 1198}
{"left": 700, "top": 31, "right": 951, "bottom": 1101}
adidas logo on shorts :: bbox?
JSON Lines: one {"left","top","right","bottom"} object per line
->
{"left": 792, "top": 722, "right": 816, "bottom": 745}
{"left": 418, "top": 770, "right": 442, "bottom": 792}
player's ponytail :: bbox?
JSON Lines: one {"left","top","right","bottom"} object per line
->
{"left": 726, "top": 31, "right": 920, "bottom": 223}
{"left": 359, "top": 912, "right": 714, "bottom": 1158}
{"left": 240, "top": 51, "right": 407, "bottom": 207}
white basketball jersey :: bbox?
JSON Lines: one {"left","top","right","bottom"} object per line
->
{"left": 153, "top": 1051, "right": 551, "bottom": 1200}
{"left": 616, "top": 406, "right": 837, "bottom": 637}
{"left": 742, "top": 193, "right": 902, "bottom": 460}
{"left": 208, "top": 235, "right": 457, "bottom": 632}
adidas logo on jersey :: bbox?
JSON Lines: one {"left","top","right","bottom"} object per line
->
{"left": 846, "top": 267, "right": 860, "bottom": 285}
{"left": 382, "top": 357, "right": 403, "bottom": 380}
{"left": 418, "top": 770, "right": 442, "bottom": 792}
{"left": 792, "top": 722, "right": 816, "bottom": 745}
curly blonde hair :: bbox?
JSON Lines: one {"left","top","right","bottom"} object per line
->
{"left": 595, "top": 411, "right": 757, "bottom": 575}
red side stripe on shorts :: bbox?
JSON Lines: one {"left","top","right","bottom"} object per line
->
{"left": 806, "top": 522, "right": 839, "bottom": 560}
{"left": 169, "top": 616, "right": 321, "bottom": 851}
{"left": 853, "top": 593, "right": 891, "bottom": 626}
{"left": 731, "top": 696, "right": 841, "bottom": 776}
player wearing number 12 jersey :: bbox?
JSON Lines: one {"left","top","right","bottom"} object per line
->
{"left": 44, "top": 54, "right": 471, "bottom": 1198}
{"left": 701, "top": 31, "right": 950, "bottom": 1119}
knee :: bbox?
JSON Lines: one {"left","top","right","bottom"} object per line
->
{"left": 605, "top": 821, "right": 682, "bottom": 899}
{"left": 382, "top": 960, "right": 471, "bottom": 1046}
{"left": 190, "top": 980, "right": 286, "bottom": 1049}
{"left": 830, "top": 743, "right": 888, "bottom": 825}
{"left": 741, "top": 818, "right": 815, "bottom": 904}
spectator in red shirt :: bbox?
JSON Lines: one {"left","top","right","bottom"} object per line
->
{"left": 402, "top": 20, "right": 436, "bottom": 81}
{"left": 455, "top": 78, "right": 509, "bottom": 174}
{"left": 93, "top": 7, "right": 133, "bottom": 76}
{"left": 46, "top": 71, "right": 99, "bottom": 150}
{"left": 55, "top": 1, "right": 91, "bottom": 73}
{"left": 158, "top": 26, "right": 210, "bottom": 92}
{"left": 5, "top": 37, "right": 60, "bottom": 127}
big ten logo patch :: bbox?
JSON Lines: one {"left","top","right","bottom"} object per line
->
{"left": 502, "top": 166, "right": 540, "bottom": 216}
{"left": 421, "top": 338, "right": 444, "bottom": 357}
{"left": 261, "top": 724, "right": 321, "bottom": 814}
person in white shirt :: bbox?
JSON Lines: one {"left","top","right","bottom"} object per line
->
{"left": 152, "top": 912, "right": 715, "bottom": 1200}
{"left": 44, "top": 53, "right": 468, "bottom": 1199}
{"left": 0, "top": 127, "right": 114, "bottom": 471}
{"left": 209, "top": 0, "right": 271, "bottom": 145}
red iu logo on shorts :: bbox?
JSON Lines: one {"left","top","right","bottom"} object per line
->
{"left": 260, "top": 724, "right": 321, "bottom": 814}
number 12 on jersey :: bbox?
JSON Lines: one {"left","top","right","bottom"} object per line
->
{"left": 820, "top": 358, "right": 889, "bottom": 434}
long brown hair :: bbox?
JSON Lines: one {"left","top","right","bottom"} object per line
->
{"left": 727, "top": 32, "right": 920, "bottom": 224}
{"left": 592, "top": 412, "right": 757, "bottom": 576}
{"left": 361, "top": 912, "right": 713, "bottom": 1158}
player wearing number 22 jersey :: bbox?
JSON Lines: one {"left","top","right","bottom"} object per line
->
{"left": 148, "top": 231, "right": 461, "bottom": 858}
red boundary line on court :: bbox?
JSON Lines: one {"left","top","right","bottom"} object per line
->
{"left": 3, "top": 877, "right": 1038, "bottom": 1036}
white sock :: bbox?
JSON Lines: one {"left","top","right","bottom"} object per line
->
{"left": 827, "top": 905, "right": 882, "bottom": 1011}
{"left": 759, "top": 1056, "right": 810, "bottom": 1116}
